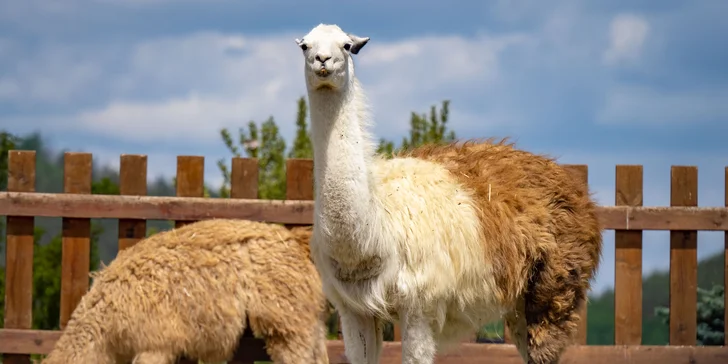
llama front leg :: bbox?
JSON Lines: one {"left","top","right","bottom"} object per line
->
{"left": 400, "top": 307, "right": 436, "bottom": 364}
{"left": 338, "top": 305, "right": 383, "bottom": 364}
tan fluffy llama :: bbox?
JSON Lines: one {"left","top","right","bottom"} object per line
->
{"left": 41, "top": 219, "right": 329, "bottom": 364}
{"left": 295, "top": 23, "right": 603, "bottom": 364}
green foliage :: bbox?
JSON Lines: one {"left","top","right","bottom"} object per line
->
{"left": 655, "top": 285, "right": 725, "bottom": 345}
{"left": 288, "top": 96, "right": 314, "bottom": 159}
{"left": 30, "top": 178, "right": 116, "bottom": 330}
{"left": 217, "top": 117, "right": 287, "bottom": 199}
{"left": 376, "top": 100, "right": 456, "bottom": 157}
{"left": 1, "top": 131, "right": 20, "bottom": 191}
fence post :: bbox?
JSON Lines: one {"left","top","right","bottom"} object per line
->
{"left": 60, "top": 152, "right": 92, "bottom": 330}
{"left": 563, "top": 164, "right": 589, "bottom": 345}
{"left": 669, "top": 166, "right": 698, "bottom": 345}
{"left": 3, "top": 150, "right": 36, "bottom": 364}
{"left": 174, "top": 156, "right": 204, "bottom": 364}
{"left": 118, "top": 155, "right": 147, "bottom": 251}
{"left": 614, "top": 165, "right": 643, "bottom": 345}
{"left": 174, "top": 156, "right": 204, "bottom": 229}
{"left": 228, "top": 157, "right": 260, "bottom": 364}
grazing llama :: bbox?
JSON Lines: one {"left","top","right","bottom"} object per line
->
{"left": 42, "top": 219, "right": 329, "bottom": 364}
{"left": 295, "top": 23, "right": 602, "bottom": 364}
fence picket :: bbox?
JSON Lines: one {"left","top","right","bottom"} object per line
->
{"left": 228, "top": 157, "right": 260, "bottom": 364}
{"left": 174, "top": 156, "right": 204, "bottom": 229}
{"left": 669, "top": 166, "right": 698, "bottom": 345}
{"left": 230, "top": 157, "right": 258, "bottom": 199}
{"left": 173, "top": 156, "right": 204, "bottom": 364}
{"left": 118, "top": 155, "right": 147, "bottom": 251}
{"left": 3, "top": 150, "right": 36, "bottom": 364}
{"left": 59, "top": 152, "right": 93, "bottom": 330}
{"left": 614, "top": 165, "right": 643, "bottom": 345}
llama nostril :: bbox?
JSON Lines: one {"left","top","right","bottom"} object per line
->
{"left": 315, "top": 54, "right": 331, "bottom": 63}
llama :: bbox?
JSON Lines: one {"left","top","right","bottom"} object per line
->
{"left": 41, "top": 219, "right": 329, "bottom": 364}
{"left": 295, "top": 24, "right": 603, "bottom": 364}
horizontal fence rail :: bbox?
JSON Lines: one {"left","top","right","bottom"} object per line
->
{"left": 1, "top": 150, "right": 728, "bottom": 363}
{"left": 1, "top": 192, "right": 728, "bottom": 230}
{"left": 1, "top": 329, "right": 728, "bottom": 364}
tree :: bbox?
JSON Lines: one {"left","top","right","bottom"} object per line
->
{"left": 655, "top": 285, "right": 725, "bottom": 345}
{"left": 288, "top": 96, "right": 314, "bottom": 159}
{"left": 218, "top": 117, "right": 288, "bottom": 200}
{"left": 0, "top": 130, "right": 21, "bottom": 328}
{"left": 376, "top": 100, "right": 456, "bottom": 157}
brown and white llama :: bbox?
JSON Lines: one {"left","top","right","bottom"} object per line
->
{"left": 294, "top": 23, "right": 603, "bottom": 364}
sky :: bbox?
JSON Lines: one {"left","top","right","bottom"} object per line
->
{"left": 1, "top": 0, "right": 727, "bottom": 295}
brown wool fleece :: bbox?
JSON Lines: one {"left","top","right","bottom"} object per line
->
{"left": 42, "top": 219, "right": 329, "bottom": 364}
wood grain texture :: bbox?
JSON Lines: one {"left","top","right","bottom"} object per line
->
{"left": 60, "top": 152, "right": 92, "bottom": 330}
{"left": 2, "top": 192, "right": 727, "bottom": 230}
{"left": 3, "top": 150, "right": 36, "bottom": 364}
{"left": 669, "top": 166, "right": 698, "bottom": 346}
{"left": 174, "top": 155, "right": 204, "bottom": 229}
{"left": 614, "top": 165, "right": 643, "bottom": 345}
{"left": 173, "top": 156, "right": 204, "bottom": 364}
{"left": 118, "top": 155, "right": 147, "bottom": 251}
{"left": 2, "top": 329, "right": 728, "bottom": 364}
{"left": 230, "top": 157, "right": 258, "bottom": 199}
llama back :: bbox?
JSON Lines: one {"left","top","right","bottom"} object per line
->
{"left": 398, "top": 138, "right": 603, "bottom": 306}
{"left": 44, "top": 218, "right": 327, "bottom": 363}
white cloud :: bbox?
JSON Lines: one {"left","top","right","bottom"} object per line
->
{"left": 603, "top": 13, "right": 650, "bottom": 66}
{"left": 5, "top": 30, "right": 529, "bottom": 146}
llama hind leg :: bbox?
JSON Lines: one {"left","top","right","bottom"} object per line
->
{"left": 518, "top": 260, "right": 587, "bottom": 364}
{"left": 338, "top": 305, "right": 383, "bottom": 364}
{"left": 504, "top": 297, "right": 529, "bottom": 363}
{"left": 400, "top": 306, "right": 436, "bottom": 364}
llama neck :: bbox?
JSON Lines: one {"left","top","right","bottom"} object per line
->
{"left": 308, "top": 77, "right": 378, "bottom": 241}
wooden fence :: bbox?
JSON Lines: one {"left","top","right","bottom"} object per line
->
{"left": 1, "top": 150, "right": 727, "bottom": 363}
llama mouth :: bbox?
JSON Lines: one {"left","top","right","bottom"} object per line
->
{"left": 315, "top": 68, "right": 330, "bottom": 78}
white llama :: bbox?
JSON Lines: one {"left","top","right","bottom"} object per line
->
{"left": 296, "top": 24, "right": 602, "bottom": 364}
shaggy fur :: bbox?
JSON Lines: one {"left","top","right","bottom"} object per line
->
{"left": 296, "top": 23, "right": 602, "bottom": 364}
{"left": 41, "top": 219, "right": 329, "bottom": 364}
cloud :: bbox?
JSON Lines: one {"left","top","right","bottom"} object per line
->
{"left": 603, "top": 14, "right": 650, "bottom": 66}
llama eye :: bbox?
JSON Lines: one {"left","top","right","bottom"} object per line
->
{"left": 343, "top": 43, "right": 352, "bottom": 51}
{"left": 300, "top": 44, "right": 308, "bottom": 51}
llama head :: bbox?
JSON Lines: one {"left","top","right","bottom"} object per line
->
{"left": 295, "top": 24, "right": 370, "bottom": 92}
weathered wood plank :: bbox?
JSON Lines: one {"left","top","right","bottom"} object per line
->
{"left": 3, "top": 150, "right": 36, "bottom": 364}
{"left": 614, "top": 165, "right": 643, "bottom": 345}
{"left": 118, "top": 155, "right": 147, "bottom": 251}
{"left": 173, "top": 156, "right": 204, "bottom": 364}
{"left": 60, "top": 152, "right": 92, "bottom": 330}
{"left": 2, "top": 329, "right": 728, "bottom": 364}
{"left": 230, "top": 157, "right": 258, "bottom": 199}
{"left": 2, "top": 192, "right": 727, "bottom": 230}
{"left": 669, "top": 166, "right": 698, "bottom": 345}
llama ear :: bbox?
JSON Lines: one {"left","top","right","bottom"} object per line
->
{"left": 347, "top": 34, "right": 370, "bottom": 55}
